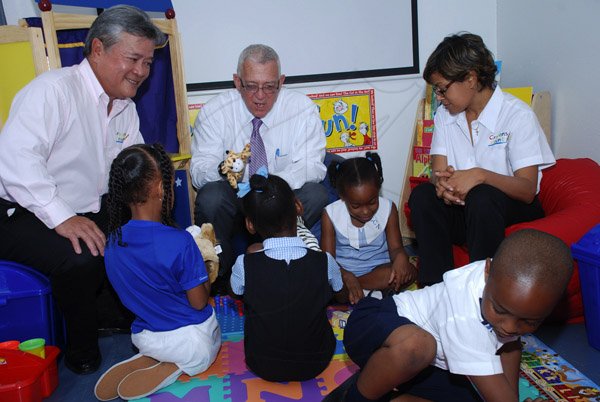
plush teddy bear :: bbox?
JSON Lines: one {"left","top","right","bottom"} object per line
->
{"left": 220, "top": 143, "right": 251, "bottom": 189}
{"left": 186, "top": 223, "right": 220, "bottom": 284}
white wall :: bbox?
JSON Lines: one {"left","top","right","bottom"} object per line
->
{"left": 497, "top": 0, "right": 600, "bottom": 163}
{"left": 3, "top": 0, "right": 498, "bottom": 202}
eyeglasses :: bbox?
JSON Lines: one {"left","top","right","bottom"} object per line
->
{"left": 432, "top": 81, "right": 455, "bottom": 97}
{"left": 240, "top": 80, "right": 280, "bottom": 95}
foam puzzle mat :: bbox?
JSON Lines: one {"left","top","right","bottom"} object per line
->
{"left": 132, "top": 296, "right": 600, "bottom": 402}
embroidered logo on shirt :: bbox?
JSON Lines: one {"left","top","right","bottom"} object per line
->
{"left": 115, "top": 131, "right": 129, "bottom": 144}
{"left": 488, "top": 131, "right": 510, "bottom": 146}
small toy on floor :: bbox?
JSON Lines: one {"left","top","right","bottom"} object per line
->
{"left": 211, "top": 295, "right": 245, "bottom": 335}
{"left": 213, "top": 295, "right": 244, "bottom": 317}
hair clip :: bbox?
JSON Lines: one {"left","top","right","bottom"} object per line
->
{"left": 255, "top": 166, "right": 269, "bottom": 178}
{"left": 236, "top": 166, "right": 268, "bottom": 198}
{"left": 237, "top": 182, "right": 250, "bottom": 198}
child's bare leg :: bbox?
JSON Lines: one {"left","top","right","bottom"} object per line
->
{"left": 357, "top": 264, "right": 393, "bottom": 291}
{"left": 356, "top": 325, "right": 436, "bottom": 400}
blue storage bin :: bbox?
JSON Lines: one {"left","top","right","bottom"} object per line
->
{"left": 572, "top": 224, "right": 600, "bottom": 351}
{"left": 0, "top": 260, "right": 65, "bottom": 346}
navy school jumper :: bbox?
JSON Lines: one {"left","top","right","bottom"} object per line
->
{"left": 243, "top": 249, "right": 336, "bottom": 382}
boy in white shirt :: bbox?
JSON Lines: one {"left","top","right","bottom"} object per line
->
{"left": 327, "top": 229, "right": 572, "bottom": 402}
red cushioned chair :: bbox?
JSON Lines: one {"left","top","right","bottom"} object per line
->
{"left": 410, "top": 158, "right": 600, "bottom": 323}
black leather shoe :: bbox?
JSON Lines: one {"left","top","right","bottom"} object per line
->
{"left": 64, "top": 348, "right": 102, "bottom": 375}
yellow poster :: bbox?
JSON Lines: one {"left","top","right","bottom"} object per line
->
{"left": 188, "top": 103, "right": 203, "bottom": 128}
{"left": 503, "top": 87, "right": 533, "bottom": 105}
{"left": 308, "top": 89, "right": 377, "bottom": 154}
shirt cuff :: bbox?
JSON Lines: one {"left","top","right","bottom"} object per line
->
{"left": 32, "top": 197, "right": 76, "bottom": 229}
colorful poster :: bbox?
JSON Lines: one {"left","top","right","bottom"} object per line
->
{"left": 308, "top": 89, "right": 377, "bottom": 154}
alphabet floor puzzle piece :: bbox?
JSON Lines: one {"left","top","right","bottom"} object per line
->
{"left": 137, "top": 376, "right": 229, "bottom": 401}
{"left": 194, "top": 342, "right": 232, "bottom": 380}
{"left": 147, "top": 386, "right": 210, "bottom": 401}
{"left": 223, "top": 371, "right": 256, "bottom": 402}
{"left": 315, "top": 359, "right": 358, "bottom": 397}
{"left": 241, "top": 376, "right": 328, "bottom": 402}
{"left": 222, "top": 338, "right": 248, "bottom": 375}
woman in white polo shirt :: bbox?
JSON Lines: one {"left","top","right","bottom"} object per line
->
{"left": 408, "top": 33, "right": 555, "bottom": 286}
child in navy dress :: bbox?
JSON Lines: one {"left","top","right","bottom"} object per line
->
{"left": 94, "top": 144, "right": 221, "bottom": 401}
{"left": 321, "top": 152, "right": 416, "bottom": 304}
{"left": 231, "top": 170, "right": 343, "bottom": 382}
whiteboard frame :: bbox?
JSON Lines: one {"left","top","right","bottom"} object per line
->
{"left": 186, "top": 0, "right": 419, "bottom": 92}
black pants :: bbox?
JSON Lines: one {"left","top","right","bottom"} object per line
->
{"left": 0, "top": 198, "right": 107, "bottom": 354}
{"left": 194, "top": 180, "right": 328, "bottom": 278}
{"left": 408, "top": 183, "right": 544, "bottom": 285}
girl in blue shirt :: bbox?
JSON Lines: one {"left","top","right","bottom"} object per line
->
{"left": 321, "top": 152, "right": 416, "bottom": 304}
{"left": 94, "top": 144, "right": 220, "bottom": 401}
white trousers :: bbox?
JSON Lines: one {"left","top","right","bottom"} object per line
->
{"left": 131, "top": 310, "right": 221, "bottom": 376}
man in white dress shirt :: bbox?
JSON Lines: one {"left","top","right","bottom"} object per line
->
{"left": 190, "top": 44, "right": 328, "bottom": 288}
{"left": 0, "top": 5, "right": 164, "bottom": 374}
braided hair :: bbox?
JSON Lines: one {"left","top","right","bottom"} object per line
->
{"left": 241, "top": 173, "right": 296, "bottom": 238}
{"left": 107, "top": 143, "right": 175, "bottom": 246}
{"left": 327, "top": 152, "right": 383, "bottom": 198}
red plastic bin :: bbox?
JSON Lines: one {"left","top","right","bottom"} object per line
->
{"left": 0, "top": 345, "right": 60, "bottom": 402}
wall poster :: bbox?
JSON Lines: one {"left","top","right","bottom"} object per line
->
{"left": 308, "top": 89, "right": 377, "bottom": 154}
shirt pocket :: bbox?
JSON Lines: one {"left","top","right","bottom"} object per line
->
{"left": 479, "top": 141, "right": 510, "bottom": 174}
{"left": 273, "top": 147, "right": 291, "bottom": 171}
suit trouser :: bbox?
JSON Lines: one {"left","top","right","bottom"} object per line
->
{"left": 408, "top": 183, "right": 544, "bottom": 285}
{"left": 194, "top": 180, "right": 328, "bottom": 277}
{"left": 0, "top": 198, "right": 106, "bottom": 354}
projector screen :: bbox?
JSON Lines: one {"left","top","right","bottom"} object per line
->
{"left": 172, "top": 0, "right": 419, "bottom": 91}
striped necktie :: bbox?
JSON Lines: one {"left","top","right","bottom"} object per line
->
{"left": 249, "top": 117, "right": 267, "bottom": 176}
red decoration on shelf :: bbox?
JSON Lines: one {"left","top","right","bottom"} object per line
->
{"left": 38, "top": 0, "right": 52, "bottom": 12}
{"left": 165, "top": 8, "right": 175, "bottom": 19}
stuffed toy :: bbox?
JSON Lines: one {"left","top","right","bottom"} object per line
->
{"left": 220, "top": 143, "right": 251, "bottom": 189}
{"left": 186, "top": 223, "right": 220, "bottom": 284}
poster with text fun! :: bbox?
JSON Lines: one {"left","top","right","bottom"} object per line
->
{"left": 308, "top": 89, "right": 377, "bottom": 154}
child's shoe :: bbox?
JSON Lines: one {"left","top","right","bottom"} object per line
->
{"left": 94, "top": 354, "right": 159, "bottom": 401}
{"left": 117, "top": 361, "right": 182, "bottom": 400}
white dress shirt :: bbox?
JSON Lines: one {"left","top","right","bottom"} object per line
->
{"left": 0, "top": 59, "right": 144, "bottom": 229}
{"left": 431, "top": 86, "right": 555, "bottom": 193}
{"left": 190, "top": 88, "right": 326, "bottom": 190}
{"left": 393, "top": 260, "right": 518, "bottom": 376}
